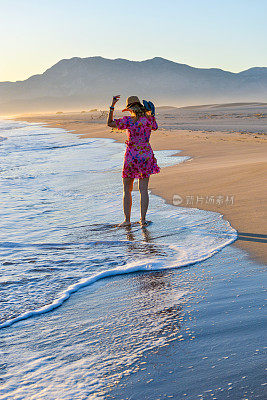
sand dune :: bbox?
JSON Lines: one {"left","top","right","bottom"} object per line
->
{"left": 178, "top": 102, "right": 267, "bottom": 110}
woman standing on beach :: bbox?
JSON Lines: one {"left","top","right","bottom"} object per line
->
{"left": 107, "top": 95, "right": 160, "bottom": 227}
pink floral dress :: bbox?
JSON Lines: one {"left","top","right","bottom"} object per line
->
{"left": 114, "top": 115, "right": 160, "bottom": 179}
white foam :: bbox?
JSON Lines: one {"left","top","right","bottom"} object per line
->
{"left": 0, "top": 118, "right": 238, "bottom": 330}
{"left": 0, "top": 226, "right": 236, "bottom": 330}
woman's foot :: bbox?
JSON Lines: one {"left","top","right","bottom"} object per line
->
{"left": 139, "top": 219, "right": 151, "bottom": 227}
{"left": 117, "top": 220, "right": 131, "bottom": 227}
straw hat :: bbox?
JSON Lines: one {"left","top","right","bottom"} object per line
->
{"left": 122, "top": 96, "right": 142, "bottom": 112}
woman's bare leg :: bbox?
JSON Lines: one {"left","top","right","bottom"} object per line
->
{"left": 138, "top": 177, "right": 150, "bottom": 225}
{"left": 118, "top": 177, "right": 134, "bottom": 227}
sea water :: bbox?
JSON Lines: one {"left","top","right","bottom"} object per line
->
{"left": 0, "top": 119, "right": 236, "bottom": 328}
{"left": 4, "top": 120, "right": 265, "bottom": 399}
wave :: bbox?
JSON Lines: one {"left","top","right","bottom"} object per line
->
{"left": 0, "top": 230, "right": 236, "bottom": 330}
{"left": 8, "top": 141, "right": 92, "bottom": 153}
{"left": 0, "top": 118, "right": 238, "bottom": 331}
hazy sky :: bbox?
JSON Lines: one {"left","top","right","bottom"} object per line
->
{"left": 1, "top": 0, "right": 266, "bottom": 82}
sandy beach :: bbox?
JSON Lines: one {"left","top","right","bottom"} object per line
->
{"left": 2, "top": 1, "right": 267, "bottom": 397}
{"left": 15, "top": 103, "right": 267, "bottom": 265}
{"left": 1, "top": 107, "right": 266, "bottom": 399}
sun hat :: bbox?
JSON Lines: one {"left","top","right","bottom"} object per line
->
{"left": 122, "top": 96, "right": 142, "bottom": 112}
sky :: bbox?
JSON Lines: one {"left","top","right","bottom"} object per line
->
{"left": 1, "top": 0, "right": 266, "bottom": 82}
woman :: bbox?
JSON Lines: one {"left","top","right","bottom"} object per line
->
{"left": 107, "top": 95, "right": 160, "bottom": 227}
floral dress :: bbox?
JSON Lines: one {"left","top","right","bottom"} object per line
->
{"left": 114, "top": 115, "right": 161, "bottom": 179}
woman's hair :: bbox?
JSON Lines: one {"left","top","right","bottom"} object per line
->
{"left": 129, "top": 103, "right": 149, "bottom": 120}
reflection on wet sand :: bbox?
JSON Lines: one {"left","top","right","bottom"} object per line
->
{"left": 114, "top": 225, "right": 193, "bottom": 358}
{"left": 123, "top": 225, "right": 168, "bottom": 257}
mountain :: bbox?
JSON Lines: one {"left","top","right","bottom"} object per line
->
{"left": 0, "top": 56, "right": 266, "bottom": 114}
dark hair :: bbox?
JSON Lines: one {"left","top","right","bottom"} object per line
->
{"left": 129, "top": 103, "right": 148, "bottom": 120}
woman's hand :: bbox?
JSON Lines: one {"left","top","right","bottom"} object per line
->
{"left": 111, "top": 95, "right": 120, "bottom": 107}
{"left": 107, "top": 95, "right": 120, "bottom": 128}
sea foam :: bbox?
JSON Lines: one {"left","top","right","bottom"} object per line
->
{"left": 0, "top": 119, "right": 237, "bottom": 330}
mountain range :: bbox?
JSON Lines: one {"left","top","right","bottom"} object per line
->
{"left": 0, "top": 56, "right": 266, "bottom": 114}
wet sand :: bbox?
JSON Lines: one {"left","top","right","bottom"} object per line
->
{"left": 15, "top": 103, "right": 267, "bottom": 264}
{"left": 2, "top": 242, "right": 265, "bottom": 399}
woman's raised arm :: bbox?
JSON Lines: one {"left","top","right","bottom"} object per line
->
{"left": 107, "top": 95, "right": 120, "bottom": 128}
{"left": 147, "top": 114, "right": 158, "bottom": 131}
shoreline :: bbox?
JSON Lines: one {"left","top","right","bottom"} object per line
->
{"left": 13, "top": 113, "right": 267, "bottom": 265}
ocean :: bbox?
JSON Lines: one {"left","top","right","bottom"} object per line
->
{"left": 0, "top": 120, "right": 265, "bottom": 399}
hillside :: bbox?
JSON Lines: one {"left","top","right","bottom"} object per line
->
{"left": 0, "top": 56, "right": 266, "bottom": 115}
